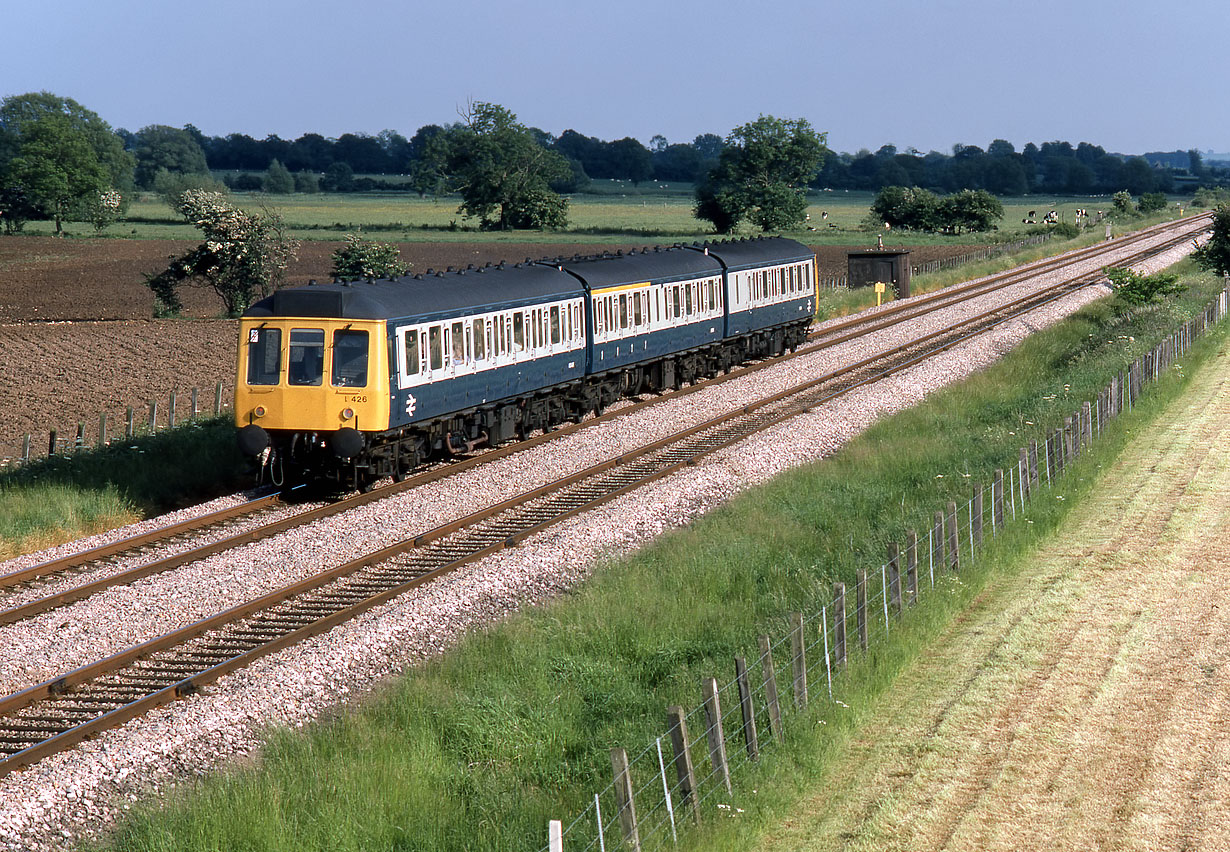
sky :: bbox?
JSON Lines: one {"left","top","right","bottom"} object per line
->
{"left": 3, "top": 0, "right": 1225, "bottom": 157}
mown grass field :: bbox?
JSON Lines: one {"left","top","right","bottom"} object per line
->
{"left": 86, "top": 262, "right": 1229, "bottom": 852}
{"left": 21, "top": 182, "right": 1191, "bottom": 245}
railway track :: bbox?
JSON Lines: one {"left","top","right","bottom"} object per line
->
{"left": 0, "top": 217, "right": 1203, "bottom": 778}
{"left": 0, "top": 214, "right": 1206, "bottom": 624}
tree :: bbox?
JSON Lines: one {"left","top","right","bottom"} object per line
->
{"left": 0, "top": 92, "right": 133, "bottom": 234}
{"left": 869, "top": 185, "right": 940, "bottom": 230}
{"left": 1137, "top": 192, "right": 1168, "bottom": 213}
{"left": 1192, "top": 204, "right": 1230, "bottom": 277}
{"left": 1111, "top": 190, "right": 1138, "bottom": 219}
{"left": 694, "top": 115, "right": 826, "bottom": 233}
{"left": 406, "top": 124, "right": 451, "bottom": 197}
{"left": 330, "top": 232, "right": 409, "bottom": 281}
{"left": 446, "top": 102, "right": 570, "bottom": 230}
{"left": 131, "top": 125, "right": 209, "bottom": 189}
{"left": 144, "top": 190, "right": 299, "bottom": 316}
{"left": 262, "top": 158, "right": 295, "bottom": 193}
{"left": 938, "top": 189, "right": 1003, "bottom": 233}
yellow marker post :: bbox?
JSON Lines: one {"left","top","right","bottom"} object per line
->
{"left": 874, "top": 281, "right": 886, "bottom": 307}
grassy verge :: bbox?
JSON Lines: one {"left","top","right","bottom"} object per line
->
{"left": 0, "top": 418, "right": 248, "bottom": 559}
{"left": 87, "top": 263, "right": 1228, "bottom": 852}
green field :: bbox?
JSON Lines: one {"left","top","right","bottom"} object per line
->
{"left": 21, "top": 182, "right": 1193, "bottom": 245}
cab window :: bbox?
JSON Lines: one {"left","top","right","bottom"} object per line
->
{"left": 288, "top": 328, "right": 325, "bottom": 386}
{"left": 246, "top": 327, "right": 281, "bottom": 385}
{"left": 331, "top": 330, "right": 368, "bottom": 387}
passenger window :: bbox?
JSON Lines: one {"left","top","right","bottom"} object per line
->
{"left": 633, "top": 292, "right": 643, "bottom": 326}
{"left": 288, "top": 328, "right": 325, "bottom": 386}
{"left": 429, "top": 326, "right": 443, "bottom": 371}
{"left": 550, "top": 305, "right": 561, "bottom": 344}
{"left": 451, "top": 322, "right": 465, "bottom": 365}
{"left": 473, "top": 318, "right": 485, "bottom": 360}
{"left": 513, "top": 313, "right": 525, "bottom": 351}
{"left": 403, "top": 329, "right": 419, "bottom": 376}
{"left": 618, "top": 295, "right": 628, "bottom": 329}
{"left": 331, "top": 330, "right": 368, "bottom": 387}
{"left": 672, "top": 286, "right": 681, "bottom": 319}
{"left": 246, "top": 327, "right": 281, "bottom": 385}
{"left": 685, "top": 283, "right": 693, "bottom": 315}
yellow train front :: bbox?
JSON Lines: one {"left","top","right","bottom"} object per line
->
{"left": 234, "top": 305, "right": 390, "bottom": 488}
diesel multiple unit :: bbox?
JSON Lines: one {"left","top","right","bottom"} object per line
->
{"left": 235, "top": 236, "right": 817, "bottom": 489}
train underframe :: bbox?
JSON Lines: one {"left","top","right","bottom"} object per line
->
{"left": 260, "top": 320, "right": 809, "bottom": 491}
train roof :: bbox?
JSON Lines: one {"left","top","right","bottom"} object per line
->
{"left": 552, "top": 244, "right": 722, "bottom": 289}
{"left": 243, "top": 236, "right": 816, "bottom": 321}
{"left": 699, "top": 236, "right": 815, "bottom": 271}
{"left": 243, "top": 262, "right": 584, "bottom": 322}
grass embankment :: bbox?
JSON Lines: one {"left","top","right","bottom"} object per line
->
{"left": 88, "top": 262, "right": 1228, "bottom": 852}
{"left": 734, "top": 304, "right": 1230, "bottom": 850}
{"left": 0, "top": 418, "right": 247, "bottom": 559}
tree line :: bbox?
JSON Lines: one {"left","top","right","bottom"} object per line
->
{"left": 4, "top": 89, "right": 1229, "bottom": 239}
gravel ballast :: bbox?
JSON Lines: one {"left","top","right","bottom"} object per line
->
{"left": 0, "top": 230, "right": 1203, "bottom": 851}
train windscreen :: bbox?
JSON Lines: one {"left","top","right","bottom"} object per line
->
{"left": 246, "top": 327, "right": 281, "bottom": 385}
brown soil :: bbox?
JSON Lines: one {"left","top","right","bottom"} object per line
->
{"left": 0, "top": 236, "right": 974, "bottom": 461}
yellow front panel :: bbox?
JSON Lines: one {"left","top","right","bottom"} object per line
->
{"left": 235, "top": 317, "right": 390, "bottom": 433}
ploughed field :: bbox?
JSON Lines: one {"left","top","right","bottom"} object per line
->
{"left": 0, "top": 237, "right": 975, "bottom": 461}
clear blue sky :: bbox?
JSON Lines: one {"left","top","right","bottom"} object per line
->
{"left": 4, "top": 0, "right": 1225, "bottom": 156}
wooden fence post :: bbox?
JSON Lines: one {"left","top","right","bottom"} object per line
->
{"left": 702, "top": 677, "right": 732, "bottom": 795}
{"left": 215, "top": 382, "right": 225, "bottom": 416}
{"left": 98, "top": 412, "right": 108, "bottom": 449}
{"left": 22, "top": 434, "right": 31, "bottom": 463}
{"left": 832, "top": 585, "right": 847, "bottom": 666}
{"left": 1029, "top": 439, "right": 1039, "bottom": 487}
{"left": 1083, "top": 401, "right": 1093, "bottom": 447}
{"left": 549, "top": 820, "right": 563, "bottom": 852}
{"left": 665, "top": 706, "right": 699, "bottom": 824}
{"left": 126, "top": 406, "right": 135, "bottom": 439}
{"left": 757, "top": 636, "right": 784, "bottom": 745}
{"left": 856, "top": 570, "right": 868, "bottom": 652}
{"left": 905, "top": 531, "right": 918, "bottom": 605}
{"left": 191, "top": 387, "right": 199, "bottom": 421}
{"left": 148, "top": 400, "right": 158, "bottom": 434}
{"left": 74, "top": 422, "right": 85, "bottom": 450}
{"left": 734, "top": 656, "right": 759, "bottom": 761}
{"left": 610, "top": 747, "right": 641, "bottom": 852}
{"left": 790, "top": 612, "right": 808, "bottom": 710}
{"left": 946, "top": 501, "right": 960, "bottom": 572}
{"left": 168, "top": 391, "right": 177, "bottom": 429}
{"left": 48, "top": 429, "right": 57, "bottom": 457}
{"left": 887, "top": 542, "right": 902, "bottom": 617}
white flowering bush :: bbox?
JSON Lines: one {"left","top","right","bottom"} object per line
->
{"left": 88, "top": 188, "right": 124, "bottom": 233}
{"left": 144, "top": 190, "right": 299, "bottom": 316}
{"left": 330, "top": 232, "right": 409, "bottom": 282}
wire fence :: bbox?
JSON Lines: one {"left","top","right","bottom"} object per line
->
{"left": 544, "top": 280, "right": 1230, "bottom": 852}
{"left": 0, "top": 382, "right": 233, "bottom": 469}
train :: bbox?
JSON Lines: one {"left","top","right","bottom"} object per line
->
{"left": 234, "top": 236, "right": 817, "bottom": 490}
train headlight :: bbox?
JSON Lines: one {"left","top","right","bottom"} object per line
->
{"left": 341, "top": 407, "right": 355, "bottom": 420}
{"left": 253, "top": 405, "right": 267, "bottom": 418}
